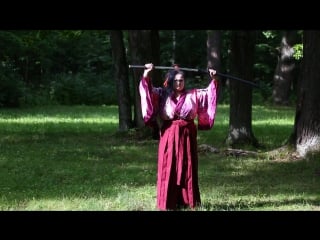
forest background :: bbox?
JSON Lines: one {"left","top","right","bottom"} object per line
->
{"left": 1, "top": 30, "right": 320, "bottom": 211}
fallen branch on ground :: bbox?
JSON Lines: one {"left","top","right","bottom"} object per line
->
{"left": 223, "top": 148, "right": 258, "bottom": 157}
{"left": 198, "top": 144, "right": 220, "bottom": 153}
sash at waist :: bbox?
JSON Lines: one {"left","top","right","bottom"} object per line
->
{"left": 164, "top": 119, "right": 194, "bottom": 127}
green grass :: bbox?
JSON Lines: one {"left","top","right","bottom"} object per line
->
{"left": 0, "top": 104, "right": 319, "bottom": 211}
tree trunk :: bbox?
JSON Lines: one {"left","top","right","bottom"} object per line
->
{"left": 128, "top": 30, "right": 161, "bottom": 130}
{"left": 172, "top": 30, "right": 176, "bottom": 64}
{"left": 207, "top": 30, "right": 222, "bottom": 101}
{"left": 272, "top": 30, "right": 299, "bottom": 105}
{"left": 110, "top": 30, "right": 133, "bottom": 131}
{"left": 291, "top": 31, "right": 320, "bottom": 157}
{"left": 150, "top": 30, "right": 162, "bottom": 87}
{"left": 207, "top": 30, "right": 221, "bottom": 73}
{"left": 226, "top": 30, "right": 258, "bottom": 147}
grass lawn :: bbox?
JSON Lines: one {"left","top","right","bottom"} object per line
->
{"left": 0, "top": 104, "right": 319, "bottom": 211}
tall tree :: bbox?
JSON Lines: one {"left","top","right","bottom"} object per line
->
{"left": 149, "top": 30, "right": 162, "bottom": 87}
{"left": 207, "top": 30, "right": 222, "bottom": 73}
{"left": 290, "top": 30, "right": 320, "bottom": 157}
{"left": 226, "top": 30, "right": 258, "bottom": 147}
{"left": 110, "top": 30, "right": 133, "bottom": 131}
{"left": 172, "top": 30, "right": 176, "bottom": 64}
{"left": 272, "top": 30, "right": 299, "bottom": 105}
{"left": 207, "top": 30, "right": 222, "bottom": 101}
{"left": 128, "top": 30, "right": 160, "bottom": 129}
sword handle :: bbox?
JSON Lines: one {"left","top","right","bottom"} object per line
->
{"left": 128, "top": 65, "right": 146, "bottom": 69}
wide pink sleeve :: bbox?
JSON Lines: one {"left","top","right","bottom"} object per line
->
{"left": 197, "top": 79, "right": 218, "bottom": 130}
{"left": 139, "top": 76, "right": 160, "bottom": 125}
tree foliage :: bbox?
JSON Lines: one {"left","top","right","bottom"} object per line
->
{"left": 0, "top": 30, "right": 302, "bottom": 108}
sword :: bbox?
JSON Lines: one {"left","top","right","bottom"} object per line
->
{"left": 128, "top": 64, "right": 260, "bottom": 88}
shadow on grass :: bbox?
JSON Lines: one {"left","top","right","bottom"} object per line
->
{"left": 198, "top": 152, "right": 320, "bottom": 210}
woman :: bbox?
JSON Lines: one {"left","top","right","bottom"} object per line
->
{"left": 139, "top": 63, "right": 218, "bottom": 210}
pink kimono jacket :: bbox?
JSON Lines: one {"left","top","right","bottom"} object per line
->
{"left": 139, "top": 76, "right": 218, "bottom": 210}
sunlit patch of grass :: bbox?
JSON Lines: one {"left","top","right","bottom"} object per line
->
{"left": 198, "top": 192, "right": 320, "bottom": 211}
{"left": 8, "top": 185, "right": 157, "bottom": 211}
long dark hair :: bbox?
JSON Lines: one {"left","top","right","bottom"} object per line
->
{"left": 163, "top": 69, "right": 185, "bottom": 90}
